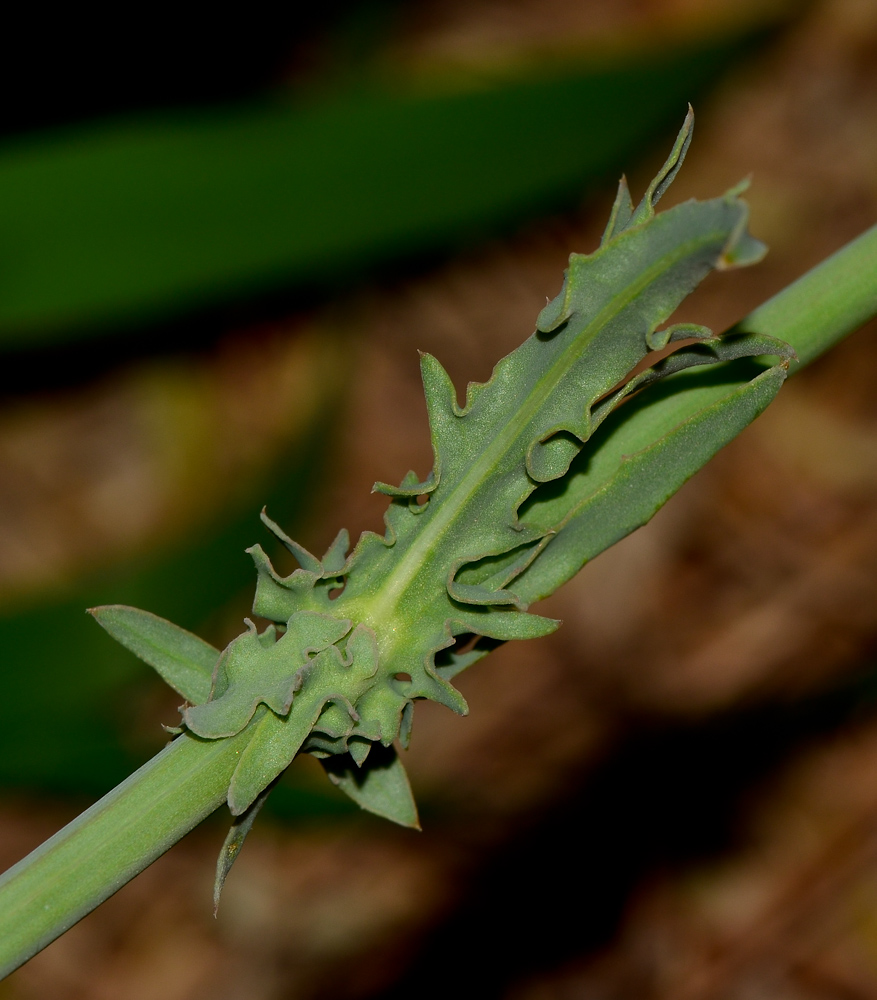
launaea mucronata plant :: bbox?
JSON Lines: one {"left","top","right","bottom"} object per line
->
{"left": 91, "top": 109, "right": 794, "bottom": 898}
{"left": 4, "top": 109, "right": 877, "bottom": 977}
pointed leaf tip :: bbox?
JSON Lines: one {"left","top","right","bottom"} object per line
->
{"left": 260, "top": 507, "right": 322, "bottom": 573}
{"left": 89, "top": 605, "right": 218, "bottom": 704}
{"left": 213, "top": 784, "right": 273, "bottom": 915}
{"left": 601, "top": 174, "right": 634, "bottom": 244}
{"left": 323, "top": 745, "right": 420, "bottom": 829}
{"left": 629, "top": 107, "right": 694, "bottom": 228}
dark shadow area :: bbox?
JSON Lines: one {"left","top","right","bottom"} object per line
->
{"left": 0, "top": 282, "right": 338, "bottom": 400}
{"left": 378, "top": 664, "right": 877, "bottom": 999}
{"left": 0, "top": 242, "right": 487, "bottom": 400}
{"left": 0, "top": 2, "right": 389, "bottom": 139}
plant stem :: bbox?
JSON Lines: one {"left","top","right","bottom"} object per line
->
{"left": 0, "top": 730, "right": 252, "bottom": 978}
{"left": 0, "top": 222, "right": 874, "bottom": 979}
{"left": 732, "top": 222, "right": 877, "bottom": 368}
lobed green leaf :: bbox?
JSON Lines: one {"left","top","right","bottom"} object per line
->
{"left": 93, "top": 112, "right": 795, "bottom": 890}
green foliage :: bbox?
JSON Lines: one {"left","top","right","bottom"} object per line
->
{"left": 92, "top": 114, "right": 794, "bottom": 895}
{"left": 4, "top": 119, "right": 876, "bottom": 979}
{"left": 0, "top": 30, "right": 759, "bottom": 804}
{"left": 89, "top": 605, "right": 217, "bottom": 705}
{"left": 0, "top": 34, "right": 754, "bottom": 345}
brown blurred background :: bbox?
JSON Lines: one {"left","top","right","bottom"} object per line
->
{"left": 3, "top": 0, "right": 877, "bottom": 997}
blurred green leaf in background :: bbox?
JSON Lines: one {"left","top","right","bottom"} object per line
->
{"left": 0, "top": 37, "right": 751, "bottom": 345}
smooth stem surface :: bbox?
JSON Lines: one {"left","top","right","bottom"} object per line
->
{"left": 733, "top": 222, "right": 877, "bottom": 367}
{"left": 0, "top": 222, "right": 875, "bottom": 979}
{"left": 0, "top": 730, "right": 252, "bottom": 978}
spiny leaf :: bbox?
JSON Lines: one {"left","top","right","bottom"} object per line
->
{"left": 513, "top": 358, "right": 791, "bottom": 604}
{"left": 183, "top": 613, "right": 353, "bottom": 739}
{"left": 222, "top": 628, "right": 385, "bottom": 815}
{"left": 94, "top": 112, "right": 794, "bottom": 861}
{"left": 210, "top": 113, "right": 791, "bottom": 812}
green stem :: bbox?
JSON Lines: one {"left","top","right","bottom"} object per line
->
{"left": 0, "top": 222, "right": 875, "bottom": 979}
{"left": 0, "top": 729, "right": 252, "bottom": 978}
{"left": 733, "top": 222, "right": 877, "bottom": 367}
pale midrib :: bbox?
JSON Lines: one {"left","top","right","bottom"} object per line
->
{"left": 367, "top": 230, "right": 719, "bottom": 629}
